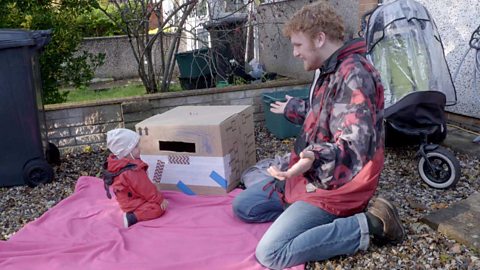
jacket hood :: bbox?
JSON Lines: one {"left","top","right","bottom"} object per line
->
{"left": 107, "top": 154, "right": 147, "bottom": 173}
{"left": 321, "top": 38, "right": 367, "bottom": 74}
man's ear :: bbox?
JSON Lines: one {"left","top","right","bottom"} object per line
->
{"left": 313, "top": 32, "right": 326, "bottom": 48}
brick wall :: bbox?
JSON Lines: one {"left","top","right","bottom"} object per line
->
{"left": 446, "top": 112, "right": 480, "bottom": 134}
{"left": 45, "top": 80, "right": 310, "bottom": 153}
{"left": 358, "top": 0, "right": 379, "bottom": 32}
{"left": 359, "top": 0, "right": 379, "bottom": 15}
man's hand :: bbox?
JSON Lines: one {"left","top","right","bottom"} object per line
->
{"left": 270, "top": 95, "right": 293, "bottom": 114}
{"left": 267, "top": 151, "right": 315, "bottom": 180}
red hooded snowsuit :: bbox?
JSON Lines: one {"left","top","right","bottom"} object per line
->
{"left": 107, "top": 155, "right": 166, "bottom": 221}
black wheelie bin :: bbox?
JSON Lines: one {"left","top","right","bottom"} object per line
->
{"left": 0, "top": 29, "right": 54, "bottom": 187}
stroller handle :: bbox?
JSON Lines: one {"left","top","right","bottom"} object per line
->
{"left": 470, "top": 24, "right": 480, "bottom": 49}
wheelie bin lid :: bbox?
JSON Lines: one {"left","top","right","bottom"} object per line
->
{"left": 203, "top": 14, "right": 247, "bottom": 30}
{"left": 0, "top": 29, "right": 52, "bottom": 50}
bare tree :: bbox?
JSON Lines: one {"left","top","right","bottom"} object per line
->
{"left": 97, "top": 0, "right": 197, "bottom": 93}
{"left": 95, "top": 0, "right": 293, "bottom": 92}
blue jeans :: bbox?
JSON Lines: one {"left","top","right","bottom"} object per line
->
{"left": 232, "top": 180, "right": 370, "bottom": 270}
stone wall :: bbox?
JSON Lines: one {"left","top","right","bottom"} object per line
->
{"left": 45, "top": 80, "right": 310, "bottom": 153}
{"left": 79, "top": 34, "right": 185, "bottom": 80}
{"left": 45, "top": 102, "right": 124, "bottom": 152}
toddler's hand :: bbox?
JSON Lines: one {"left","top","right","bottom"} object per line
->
{"left": 267, "top": 165, "right": 289, "bottom": 181}
{"left": 266, "top": 150, "right": 314, "bottom": 180}
{"left": 161, "top": 199, "right": 169, "bottom": 211}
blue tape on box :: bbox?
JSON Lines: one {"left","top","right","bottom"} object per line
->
{"left": 176, "top": 181, "right": 196, "bottom": 195}
{"left": 209, "top": 171, "right": 228, "bottom": 189}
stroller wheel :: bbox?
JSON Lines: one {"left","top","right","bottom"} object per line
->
{"left": 418, "top": 146, "right": 460, "bottom": 189}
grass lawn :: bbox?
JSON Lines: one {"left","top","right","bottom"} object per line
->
{"left": 62, "top": 82, "right": 183, "bottom": 103}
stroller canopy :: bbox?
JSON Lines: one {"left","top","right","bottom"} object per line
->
{"left": 365, "top": 0, "right": 457, "bottom": 108}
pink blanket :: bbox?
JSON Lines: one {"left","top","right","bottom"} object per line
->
{"left": 0, "top": 176, "right": 302, "bottom": 270}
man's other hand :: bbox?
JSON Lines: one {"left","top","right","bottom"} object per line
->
{"left": 270, "top": 95, "right": 293, "bottom": 114}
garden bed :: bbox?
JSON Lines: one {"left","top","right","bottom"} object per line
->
{"left": 1, "top": 123, "right": 479, "bottom": 269}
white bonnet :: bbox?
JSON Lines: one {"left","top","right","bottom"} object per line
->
{"left": 106, "top": 128, "right": 140, "bottom": 158}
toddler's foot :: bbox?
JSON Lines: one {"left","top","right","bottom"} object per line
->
{"left": 123, "top": 212, "right": 138, "bottom": 228}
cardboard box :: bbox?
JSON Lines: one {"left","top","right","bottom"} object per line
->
{"left": 136, "top": 105, "right": 256, "bottom": 195}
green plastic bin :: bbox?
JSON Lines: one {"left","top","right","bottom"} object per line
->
{"left": 175, "top": 48, "right": 215, "bottom": 78}
{"left": 179, "top": 74, "right": 215, "bottom": 90}
{"left": 262, "top": 88, "right": 309, "bottom": 139}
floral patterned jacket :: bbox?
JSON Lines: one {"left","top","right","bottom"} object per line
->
{"left": 283, "top": 38, "right": 385, "bottom": 216}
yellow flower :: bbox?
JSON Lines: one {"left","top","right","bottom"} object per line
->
{"left": 21, "top": 15, "right": 33, "bottom": 29}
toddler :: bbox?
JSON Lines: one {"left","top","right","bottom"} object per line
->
{"left": 105, "top": 128, "right": 168, "bottom": 227}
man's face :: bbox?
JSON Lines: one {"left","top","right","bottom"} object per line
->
{"left": 290, "top": 31, "right": 323, "bottom": 71}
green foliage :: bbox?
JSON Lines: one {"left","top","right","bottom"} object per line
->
{"left": 233, "top": 76, "right": 248, "bottom": 85}
{"left": 60, "top": 51, "right": 105, "bottom": 89}
{"left": 76, "top": 6, "right": 123, "bottom": 37}
{"left": 0, "top": 0, "right": 104, "bottom": 104}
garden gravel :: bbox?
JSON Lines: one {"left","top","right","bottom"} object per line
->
{"left": 1, "top": 124, "right": 479, "bottom": 269}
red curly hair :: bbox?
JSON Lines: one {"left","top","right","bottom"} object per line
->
{"left": 283, "top": 1, "right": 345, "bottom": 42}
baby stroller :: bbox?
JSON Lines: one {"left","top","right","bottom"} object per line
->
{"left": 361, "top": 0, "right": 461, "bottom": 188}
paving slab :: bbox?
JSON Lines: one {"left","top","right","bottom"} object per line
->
{"left": 424, "top": 126, "right": 480, "bottom": 250}
{"left": 442, "top": 125, "right": 480, "bottom": 157}
{"left": 421, "top": 192, "right": 480, "bottom": 250}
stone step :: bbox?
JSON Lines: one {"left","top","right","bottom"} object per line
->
{"left": 421, "top": 192, "right": 480, "bottom": 250}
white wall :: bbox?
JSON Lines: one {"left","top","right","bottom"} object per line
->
{"left": 256, "top": 0, "right": 360, "bottom": 81}
{"left": 417, "top": 0, "right": 480, "bottom": 118}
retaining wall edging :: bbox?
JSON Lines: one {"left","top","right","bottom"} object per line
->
{"left": 45, "top": 79, "right": 310, "bottom": 153}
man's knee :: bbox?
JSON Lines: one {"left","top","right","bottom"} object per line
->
{"left": 232, "top": 195, "right": 252, "bottom": 222}
{"left": 255, "top": 241, "right": 284, "bottom": 270}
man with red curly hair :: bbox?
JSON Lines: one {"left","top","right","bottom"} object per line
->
{"left": 233, "top": 1, "right": 405, "bottom": 269}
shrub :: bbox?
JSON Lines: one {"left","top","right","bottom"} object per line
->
{"left": 0, "top": 0, "right": 104, "bottom": 104}
{"left": 76, "top": 6, "right": 124, "bottom": 37}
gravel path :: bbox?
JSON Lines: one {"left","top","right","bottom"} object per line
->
{"left": 1, "top": 124, "right": 479, "bottom": 269}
